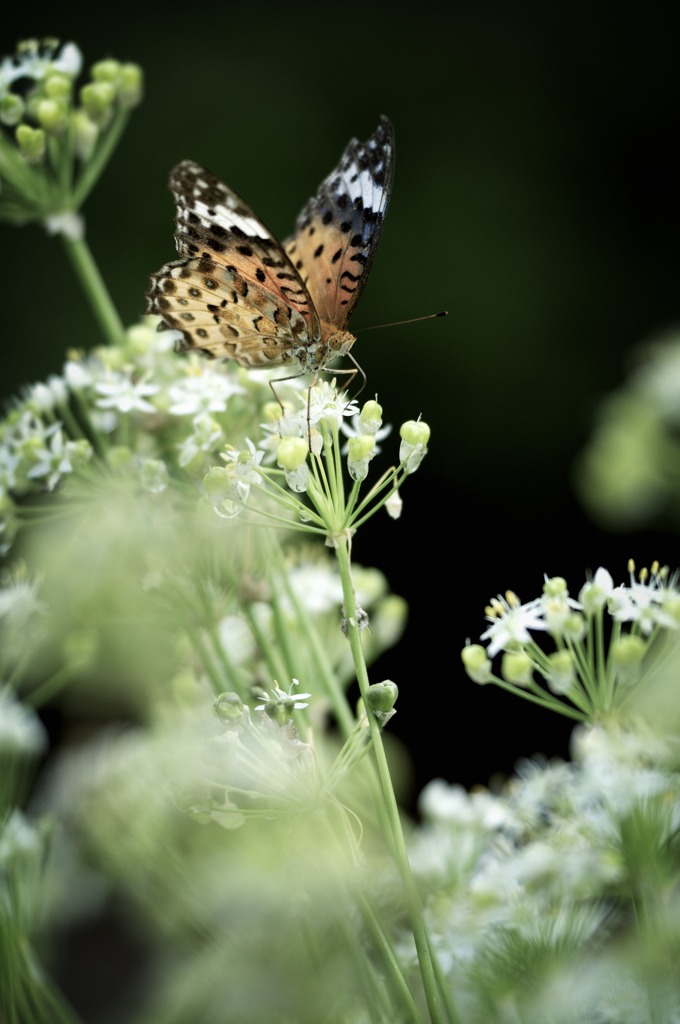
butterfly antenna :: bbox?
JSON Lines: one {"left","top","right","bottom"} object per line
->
{"left": 356, "top": 310, "right": 448, "bottom": 333}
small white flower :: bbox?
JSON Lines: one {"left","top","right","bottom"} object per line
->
{"left": 26, "top": 426, "right": 85, "bottom": 490}
{"left": 385, "top": 489, "right": 403, "bottom": 520}
{"left": 217, "top": 616, "right": 256, "bottom": 665}
{"left": 540, "top": 577, "right": 582, "bottom": 636}
{"left": 306, "top": 379, "right": 359, "bottom": 427}
{"left": 177, "top": 413, "right": 224, "bottom": 468}
{"left": 168, "top": 369, "right": 244, "bottom": 416}
{"left": 608, "top": 562, "right": 679, "bottom": 635}
{"left": 284, "top": 562, "right": 343, "bottom": 614}
{"left": 480, "top": 592, "right": 546, "bottom": 658}
{"left": 0, "top": 39, "right": 82, "bottom": 89}
{"left": 63, "top": 359, "right": 94, "bottom": 390}
{"left": 578, "top": 567, "right": 615, "bottom": 613}
{"left": 94, "top": 373, "right": 159, "bottom": 414}
{"left": 44, "top": 212, "right": 85, "bottom": 241}
{"left": 24, "top": 375, "right": 68, "bottom": 412}
{"left": 254, "top": 678, "right": 312, "bottom": 711}
{"left": 222, "top": 439, "right": 264, "bottom": 483}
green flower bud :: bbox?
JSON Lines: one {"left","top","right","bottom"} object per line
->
{"left": 16, "top": 124, "right": 46, "bottom": 164}
{"left": 661, "top": 592, "right": 680, "bottom": 627}
{"left": 119, "top": 63, "right": 144, "bottom": 108}
{"left": 399, "top": 419, "right": 430, "bottom": 473}
{"left": 263, "top": 696, "right": 295, "bottom": 725}
{"left": 91, "top": 59, "right": 121, "bottom": 83}
{"left": 80, "top": 81, "right": 116, "bottom": 124}
{"left": 0, "top": 94, "right": 25, "bottom": 126}
{"left": 73, "top": 109, "right": 98, "bottom": 161}
{"left": 562, "top": 612, "right": 587, "bottom": 642}
{"left": 359, "top": 399, "right": 383, "bottom": 434}
{"left": 203, "top": 465, "right": 247, "bottom": 518}
{"left": 546, "top": 649, "right": 575, "bottom": 695}
{"left": 461, "top": 643, "right": 492, "bottom": 684}
{"left": 276, "top": 436, "right": 308, "bottom": 471}
{"left": 44, "top": 73, "right": 72, "bottom": 99}
{"left": 348, "top": 434, "right": 375, "bottom": 462}
{"left": 543, "top": 576, "right": 568, "bottom": 598}
{"left": 106, "top": 445, "right": 134, "bottom": 471}
{"left": 262, "top": 400, "right": 282, "bottom": 423}
{"left": 400, "top": 419, "right": 430, "bottom": 447}
{"left": 501, "top": 650, "right": 533, "bottom": 687}
{"left": 366, "top": 680, "right": 398, "bottom": 714}
{"left": 611, "top": 633, "right": 646, "bottom": 670}
{"left": 35, "top": 98, "right": 69, "bottom": 134}
{"left": 203, "top": 465, "right": 231, "bottom": 497}
{"left": 213, "top": 692, "right": 245, "bottom": 723}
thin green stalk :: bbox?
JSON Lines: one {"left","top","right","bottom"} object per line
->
{"left": 357, "top": 891, "right": 424, "bottom": 1024}
{"left": 334, "top": 534, "right": 448, "bottom": 1024}
{"left": 60, "top": 232, "right": 125, "bottom": 346}
{"left": 272, "top": 551, "right": 356, "bottom": 737}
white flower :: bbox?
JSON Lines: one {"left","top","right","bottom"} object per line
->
{"left": 254, "top": 679, "right": 312, "bottom": 711}
{"left": 94, "top": 373, "right": 159, "bottom": 414}
{"left": 216, "top": 616, "right": 256, "bottom": 665}
{"left": 341, "top": 413, "right": 392, "bottom": 453}
{"left": 419, "top": 779, "right": 514, "bottom": 832}
{"left": 221, "top": 439, "right": 264, "bottom": 484}
{"left": 284, "top": 562, "right": 343, "bottom": 614}
{"left": 177, "top": 413, "right": 224, "bottom": 468}
{"left": 24, "top": 375, "right": 68, "bottom": 412}
{"left": 540, "top": 576, "right": 582, "bottom": 635}
{"left": 44, "top": 212, "right": 85, "bottom": 241}
{"left": 0, "top": 39, "right": 82, "bottom": 91}
{"left": 608, "top": 562, "right": 679, "bottom": 635}
{"left": 307, "top": 379, "right": 359, "bottom": 427}
{"left": 578, "top": 566, "right": 615, "bottom": 613}
{"left": 168, "top": 369, "right": 244, "bottom": 416}
{"left": 63, "top": 358, "right": 94, "bottom": 390}
{"left": 25, "top": 426, "right": 75, "bottom": 490}
{"left": 385, "top": 489, "right": 403, "bottom": 520}
{"left": 480, "top": 592, "right": 546, "bottom": 658}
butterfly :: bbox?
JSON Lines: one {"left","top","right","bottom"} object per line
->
{"left": 145, "top": 116, "right": 395, "bottom": 388}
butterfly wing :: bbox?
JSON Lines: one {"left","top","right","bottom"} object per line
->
{"left": 285, "top": 115, "right": 394, "bottom": 332}
{"left": 146, "top": 160, "right": 319, "bottom": 363}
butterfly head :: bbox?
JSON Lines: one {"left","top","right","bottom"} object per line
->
{"left": 325, "top": 329, "right": 356, "bottom": 361}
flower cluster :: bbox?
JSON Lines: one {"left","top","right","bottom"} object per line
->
{"left": 462, "top": 561, "right": 680, "bottom": 720}
{"left": 205, "top": 378, "right": 430, "bottom": 540}
{"left": 0, "top": 317, "right": 430, "bottom": 555}
{"left": 0, "top": 39, "right": 142, "bottom": 232}
{"left": 404, "top": 711, "right": 680, "bottom": 1023}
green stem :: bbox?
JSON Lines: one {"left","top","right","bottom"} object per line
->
{"left": 357, "top": 892, "right": 423, "bottom": 1024}
{"left": 334, "top": 534, "right": 448, "bottom": 1024}
{"left": 60, "top": 232, "right": 125, "bottom": 346}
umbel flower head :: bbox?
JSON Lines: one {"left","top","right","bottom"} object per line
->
{"left": 205, "top": 379, "right": 430, "bottom": 540}
{"left": 462, "top": 560, "right": 680, "bottom": 722}
{"left": 0, "top": 38, "right": 143, "bottom": 232}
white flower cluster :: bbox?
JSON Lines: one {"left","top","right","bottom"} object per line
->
{"left": 0, "top": 320, "right": 258, "bottom": 549}
{"left": 406, "top": 716, "right": 680, "bottom": 1023}
{"left": 463, "top": 561, "right": 680, "bottom": 719}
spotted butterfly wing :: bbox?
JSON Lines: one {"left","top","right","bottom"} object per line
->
{"left": 145, "top": 117, "right": 395, "bottom": 375}
{"left": 285, "top": 115, "right": 394, "bottom": 332}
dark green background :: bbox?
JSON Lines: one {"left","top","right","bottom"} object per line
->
{"left": 3, "top": 4, "right": 680, "bottom": 794}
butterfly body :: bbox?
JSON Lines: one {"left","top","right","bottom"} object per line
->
{"left": 146, "top": 117, "right": 394, "bottom": 379}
